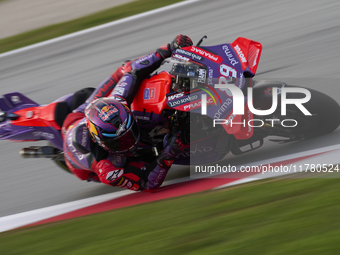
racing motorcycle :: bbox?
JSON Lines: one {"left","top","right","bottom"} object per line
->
{"left": 1, "top": 36, "right": 340, "bottom": 173}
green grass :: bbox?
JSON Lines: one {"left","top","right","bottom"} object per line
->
{"left": 1, "top": 177, "right": 340, "bottom": 254}
{"left": 0, "top": 0, "right": 184, "bottom": 54}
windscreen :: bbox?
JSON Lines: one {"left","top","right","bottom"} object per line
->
{"left": 157, "top": 58, "right": 207, "bottom": 92}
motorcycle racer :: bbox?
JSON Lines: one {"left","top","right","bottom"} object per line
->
{"left": 62, "top": 35, "right": 192, "bottom": 192}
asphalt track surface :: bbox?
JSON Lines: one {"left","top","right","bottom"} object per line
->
{"left": 1, "top": 0, "right": 340, "bottom": 217}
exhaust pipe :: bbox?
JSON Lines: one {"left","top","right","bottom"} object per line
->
{"left": 20, "top": 146, "right": 62, "bottom": 159}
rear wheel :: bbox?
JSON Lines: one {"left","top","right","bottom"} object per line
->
{"left": 254, "top": 85, "right": 340, "bottom": 139}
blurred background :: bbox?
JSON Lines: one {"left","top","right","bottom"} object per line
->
{"left": 0, "top": 0, "right": 136, "bottom": 39}
{"left": 1, "top": 0, "right": 340, "bottom": 253}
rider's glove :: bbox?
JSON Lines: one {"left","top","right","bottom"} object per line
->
{"left": 144, "top": 132, "right": 185, "bottom": 192}
{"left": 156, "top": 34, "right": 193, "bottom": 59}
{"left": 157, "top": 132, "right": 185, "bottom": 169}
{"left": 170, "top": 34, "right": 193, "bottom": 52}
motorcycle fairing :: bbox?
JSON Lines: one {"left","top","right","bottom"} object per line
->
{"left": 0, "top": 93, "right": 65, "bottom": 148}
{"left": 0, "top": 92, "right": 39, "bottom": 112}
{"left": 175, "top": 129, "right": 231, "bottom": 165}
{"left": 130, "top": 72, "right": 173, "bottom": 147}
{"left": 168, "top": 43, "right": 245, "bottom": 119}
{"left": 223, "top": 103, "right": 254, "bottom": 140}
{"left": 230, "top": 37, "right": 262, "bottom": 75}
{"left": 166, "top": 39, "right": 261, "bottom": 140}
{"left": 12, "top": 102, "right": 62, "bottom": 129}
{"left": 131, "top": 71, "right": 172, "bottom": 115}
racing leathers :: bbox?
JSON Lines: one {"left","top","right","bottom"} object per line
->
{"left": 62, "top": 35, "right": 192, "bottom": 191}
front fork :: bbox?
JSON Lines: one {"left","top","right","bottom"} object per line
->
{"left": 169, "top": 111, "right": 188, "bottom": 139}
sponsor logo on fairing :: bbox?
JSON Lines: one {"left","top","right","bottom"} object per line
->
{"left": 233, "top": 45, "right": 247, "bottom": 63}
{"left": 213, "top": 98, "right": 233, "bottom": 119}
{"left": 26, "top": 111, "right": 34, "bottom": 118}
{"left": 175, "top": 49, "right": 203, "bottom": 61}
{"left": 11, "top": 96, "right": 21, "bottom": 104}
{"left": 173, "top": 54, "right": 190, "bottom": 61}
{"left": 189, "top": 46, "right": 222, "bottom": 63}
{"left": 33, "top": 131, "right": 55, "bottom": 140}
{"left": 217, "top": 64, "right": 238, "bottom": 87}
{"left": 183, "top": 97, "right": 215, "bottom": 111}
{"left": 238, "top": 73, "right": 244, "bottom": 88}
{"left": 198, "top": 68, "right": 206, "bottom": 83}
{"left": 143, "top": 88, "right": 155, "bottom": 100}
{"left": 253, "top": 49, "right": 260, "bottom": 67}
{"left": 168, "top": 94, "right": 199, "bottom": 107}
{"left": 167, "top": 92, "right": 185, "bottom": 101}
{"left": 208, "top": 68, "right": 213, "bottom": 78}
{"left": 207, "top": 68, "right": 214, "bottom": 85}
{"left": 222, "top": 45, "right": 239, "bottom": 66}
{"left": 220, "top": 113, "right": 236, "bottom": 126}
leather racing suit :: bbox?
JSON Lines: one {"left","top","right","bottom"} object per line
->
{"left": 62, "top": 35, "right": 191, "bottom": 192}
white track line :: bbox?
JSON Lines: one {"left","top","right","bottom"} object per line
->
{"left": 1, "top": 143, "right": 340, "bottom": 233}
{"left": 0, "top": 190, "right": 134, "bottom": 233}
{"left": 192, "top": 143, "right": 340, "bottom": 180}
{"left": 0, "top": 0, "right": 201, "bottom": 59}
{"left": 0, "top": 176, "right": 191, "bottom": 233}
{"left": 213, "top": 144, "right": 340, "bottom": 189}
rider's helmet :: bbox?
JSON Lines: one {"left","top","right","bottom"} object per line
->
{"left": 84, "top": 98, "right": 140, "bottom": 156}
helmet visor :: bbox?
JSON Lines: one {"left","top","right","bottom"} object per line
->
{"left": 102, "top": 120, "right": 140, "bottom": 156}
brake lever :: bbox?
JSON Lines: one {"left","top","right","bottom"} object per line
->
{"left": 196, "top": 35, "right": 207, "bottom": 47}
